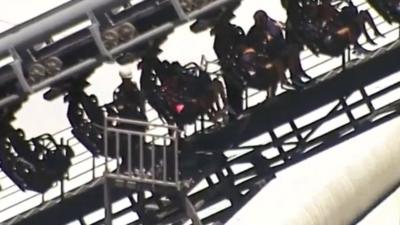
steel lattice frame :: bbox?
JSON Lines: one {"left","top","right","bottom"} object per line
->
{"left": 3, "top": 35, "right": 399, "bottom": 225}
{"left": 0, "top": 0, "right": 399, "bottom": 224}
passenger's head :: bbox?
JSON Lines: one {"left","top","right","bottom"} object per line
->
{"left": 253, "top": 10, "right": 269, "bottom": 25}
{"left": 119, "top": 65, "right": 132, "bottom": 80}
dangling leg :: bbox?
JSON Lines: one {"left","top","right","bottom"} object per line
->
{"left": 214, "top": 79, "right": 236, "bottom": 121}
{"left": 271, "top": 61, "right": 292, "bottom": 90}
{"left": 211, "top": 79, "right": 224, "bottom": 111}
{"left": 221, "top": 68, "right": 243, "bottom": 120}
{"left": 342, "top": 26, "right": 371, "bottom": 54}
{"left": 266, "top": 83, "right": 278, "bottom": 99}
{"left": 206, "top": 109, "right": 222, "bottom": 127}
{"left": 359, "top": 10, "right": 385, "bottom": 37}
{"left": 217, "top": 79, "right": 228, "bottom": 108}
{"left": 285, "top": 45, "right": 312, "bottom": 86}
{"left": 210, "top": 79, "right": 230, "bottom": 123}
{"left": 355, "top": 16, "right": 377, "bottom": 45}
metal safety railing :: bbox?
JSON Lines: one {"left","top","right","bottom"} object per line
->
{"left": 1, "top": 31, "right": 398, "bottom": 225}
{"left": 0, "top": 128, "right": 116, "bottom": 223}
{"left": 103, "top": 117, "right": 182, "bottom": 189}
{"left": 1, "top": 1, "right": 399, "bottom": 223}
{"left": 102, "top": 116, "right": 186, "bottom": 225}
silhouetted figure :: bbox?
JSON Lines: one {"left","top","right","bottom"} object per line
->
{"left": 211, "top": 12, "right": 246, "bottom": 118}
{"left": 247, "top": 10, "right": 310, "bottom": 88}
{"left": 247, "top": 10, "right": 285, "bottom": 58}
{"left": 114, "top": 67, "right": 147, "bottom": 117}
{"left": 108, "top": 67, "right": 149, "bottom": 134}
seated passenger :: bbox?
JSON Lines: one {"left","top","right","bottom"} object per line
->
{"left": 247, "top": 10, "right": 285, "bottom": 58}
{"left": 287, "top": 0, "right": 384, "bottom": 56}
{"left": 247, "top": 10, "right": 310, "bottom": 88}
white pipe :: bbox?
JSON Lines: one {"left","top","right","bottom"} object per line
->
{"left": 227, "top": 117, "right": 400, "bottom": 225}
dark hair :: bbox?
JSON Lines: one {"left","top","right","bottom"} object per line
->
{"left": 254, "top": 10, "right": 268, "bottom": 21}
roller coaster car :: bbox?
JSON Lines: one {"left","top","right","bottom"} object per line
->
{"left": 367, "top": 0, "right": 400, "bottom": 24}
{"left": 0, "top": 129, "right": 74, "bottom": 193}
{"left": 285, "top": 0, "right": 384, "bottom": 56}
{"left": 140, "top": 58, "right": 227, "bottom": 129}
{"left": 66, "top": 91, "right": 106, "bottom": 157}
{"left": 30, "top": 134, "right": 75, "bottom": 178}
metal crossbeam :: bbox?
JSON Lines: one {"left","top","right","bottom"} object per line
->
{"left": 0, "top": 0, "right": 241, "bottom": 109}
{"left": 0, "top": 0, "right": 128, "bottom": 54}
{"left": 4, "top": 36, "right": 400, "bottom": 224}
{"left": 1, "top": 2, "right": 399, "bottom": 224}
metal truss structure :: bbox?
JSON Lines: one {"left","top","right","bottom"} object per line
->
{"left": 0, "top": 0, "right": 399, "bottom": 225}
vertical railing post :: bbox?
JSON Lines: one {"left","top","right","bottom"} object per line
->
{"left": 101, "top": 116, "right": 181, "bottom": 190}
{"left": 200, "top": 115, "right": 205, "bottom": 132}
{"left": 92, "top": 155, "right": 96, "bottom": 179}
{"left": 200, "top": 55, "right": 206, "bottom": 70}
{"left": 104, "top": 116, "right": 109, "bottom": 173}
{"left": 104, "top": 177, "right": 113, "bottom": 225}
{"left": 151, "top": 136, "right": 156, "bottom": 186}
{"left": 163, "top": 137, "right": 167, "bottom": 182}
{"left": 59, "top": 137, "right": 70, "bottom": 190}
{"left": 115, "top": 132, "right": 120, "bottom": 174}
{"left": 341, "top": 51, "right": 346, "bottom": 71}
{"left": 60, "top": 178, "right": 65, "bottom": 201}
{"left": 347, "top": 47, "right": 351, "bottom": 62}
{"left": 127, "top": 133, "right": 132, "bottom": 175}
{"left": 174, "top": 129, "right": 179, "bottom": 189}
{"left": 139, "top": 134, "right": 144, "bottom": 178}
{"left": 245, "top": 88, "right": 249, "bottom": 109}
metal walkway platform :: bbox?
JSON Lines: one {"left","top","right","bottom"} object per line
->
{"left": 2, "top": 35, "right": 399, "bottom": 224}
{"left": 0, "top": 0, "right": 399, "bottom": 224}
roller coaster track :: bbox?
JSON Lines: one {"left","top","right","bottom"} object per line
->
{"left": 0, "top": 0, "right": 240, "bottom": 108}
{"left": 1, "top": 1, "right": 400, "bottom": 225}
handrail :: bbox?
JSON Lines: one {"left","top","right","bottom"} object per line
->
{"left": 1, "top": 17, "right": 397, "bottom": 192}
{"left": 1, "top": 2, "right": 399, "bottom": 222}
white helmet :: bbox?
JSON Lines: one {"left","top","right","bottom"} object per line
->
{"left": 119, "top": 65, "right": 132, "bottom": 79}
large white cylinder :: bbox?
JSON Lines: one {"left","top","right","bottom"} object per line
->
{"left": 227, "top": 117, "right": 400, "bottom": 225}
